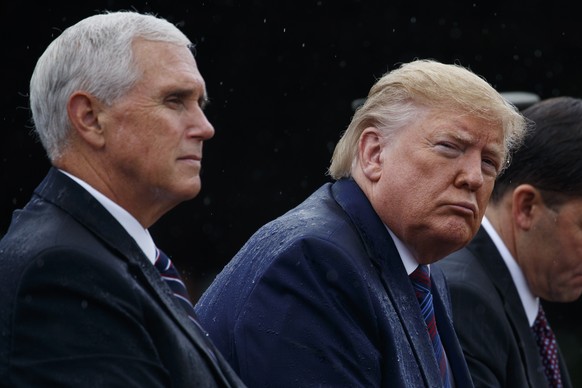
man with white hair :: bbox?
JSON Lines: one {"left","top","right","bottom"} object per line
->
{"left": 0, "top": 11, "right": 246, "bottom": 387}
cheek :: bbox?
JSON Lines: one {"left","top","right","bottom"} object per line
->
{"left": 479, "top": 179, "right": 496, "bottom": 201}
{"left": 556, "top": 239, "right": 582, "bottom": 272}
{"left": 383, "top": 173, "right": 431, "bottom": 216}
{"left": 541, "top": 231, "right": 577, "bottom": 280}
{"left": 473, "top": 187, "right": 494, "bottom": 219}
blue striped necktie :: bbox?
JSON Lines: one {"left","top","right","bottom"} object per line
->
{"left": 155, "top": 248, "right": 198, "bottom": 321}
{"left": 410, "top": 265, "right": 452, "bottom": 388}
{"left": 154, "top": 248, "right": 219, "bottom": 364}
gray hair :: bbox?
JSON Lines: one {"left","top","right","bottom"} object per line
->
{"left": 29, "top": 11, "right": 192, "bottom": 161}
{"left": 328, "top": 59, "right": 528, "bottom": 179}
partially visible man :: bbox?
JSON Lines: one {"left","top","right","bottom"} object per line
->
{"left": 0, "top": 11, "right": 245, "bottom": 387}
{"left": 437, "top": 96, "right": 581, "bottom": 387}
{"left": 195, "top": 59, "right": 527, "bottom": 387}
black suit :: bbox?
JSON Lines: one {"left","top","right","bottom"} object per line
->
{"left": 0, "top": 168, "right": 245, "bottom": 387}
{"left": 436, "top": 227, "right": 572, "bottom": 388}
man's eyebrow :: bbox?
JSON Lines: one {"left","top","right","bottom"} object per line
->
{"left": 446, "top": 126, "right": 504, "bottom": 155}
{"left": 448, "top": 127, "right": 475, "bottom": 144}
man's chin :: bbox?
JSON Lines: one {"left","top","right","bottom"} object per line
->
{"left": 447, "top": 220, "right": 478, "bottom": 241}
{"left": 177, "top": 180, "right": 202, "bottom": 201}
{"left": 436, "top": 229, "right": 474, "bottom": 256}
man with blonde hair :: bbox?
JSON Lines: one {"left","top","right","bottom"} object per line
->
{"left": 196, "top": 59, "right": 527, "bottom": 387}
{"left": 438, "top": 96, "right": 580, "bottom": 387}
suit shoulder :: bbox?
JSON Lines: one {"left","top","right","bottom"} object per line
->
{"left": 245, "top": 183, "right": 356, "bottom": 252}
{"left": 435, "top": 248, "right": 493, "bottom": 294}
{"left": 436, "top": 247, "right": 479, "bottom": 278}
{"left": 0, "top": 201, "right": 137, "bottom": 310}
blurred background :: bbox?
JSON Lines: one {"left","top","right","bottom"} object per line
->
{"left": 2, "top": 0, "right": 581, "bottom": 382}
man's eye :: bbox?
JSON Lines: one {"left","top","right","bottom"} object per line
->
{"left": 436, "top": 142, "right": 459, "bottom": 152}
{"left": 166, "top": 97, "right": 184, "bottom": 107}
{"left": 481, "top": 158, "right": 501, "bottom": 176}
{"left": 483, "top": 158, "right": 495, "bottom": 167}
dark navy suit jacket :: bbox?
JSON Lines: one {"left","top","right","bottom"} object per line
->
{"left": 195, "top": 179, "right": 473, "bottom": 387}
{"left": 436, "top": 227, "right": 572, "bottom": 388}
{"left": 0, "top": 168, "right": 246, "bottom": 387}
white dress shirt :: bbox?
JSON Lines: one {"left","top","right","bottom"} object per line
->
{"left": 481, "top": 216, "right": 539, "bottom": 325}
{"left": 60, "top": 170, "right": 157, "bottom": 264}
{"left": 386, "top": 227, "right": 422, "bottom": 275}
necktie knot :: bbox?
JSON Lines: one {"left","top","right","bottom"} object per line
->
{"left": 155, "top": 248, "right": 197, "bottom": 320}
{"left": 532, "top": 304, "right": 563, "bottom": 388}
{"left": 154, "top": 248, "right": 220, "bottom": 364}
{"left": 155, "top": 249, "right": 170, "bottom": 272}
{"left": 410, "top": 264, "right": 431, "bottom": 295}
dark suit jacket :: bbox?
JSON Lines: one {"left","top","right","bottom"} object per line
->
{"left": 436, "top": 227, "right": 573, "bottom": 388}
{"left": 0, "top": 168, "right": 246, "bottom": 388}
{"left": 195, "top": 179, "right": 473, "bottom": 387}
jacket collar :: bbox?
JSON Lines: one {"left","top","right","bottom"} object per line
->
{"left": 331, "top": 178, "right": 445, "bottom": 386}
{"left": 468, "top": 227, "right": 551, "bottom": 387}
{"left": 34, "top": 167, "right": 232, "bottom": 383}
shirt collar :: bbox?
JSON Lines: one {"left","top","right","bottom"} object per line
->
{"left": 59, "top": 169, "right": 157, "bottom": 264}
{"left": 386, "top": 226, "right": 423, "bottom": 276}
{"left": 481, "top": 216, "right": 539, "bottom": 325}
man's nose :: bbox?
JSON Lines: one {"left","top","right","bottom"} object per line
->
{"left": 188, "top": 108, "right": 215, "bottom": 140}
{"left": 455, "top": 154, "right": 484, "bottom": 191}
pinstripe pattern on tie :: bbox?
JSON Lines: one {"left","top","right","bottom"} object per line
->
{"left": 154, "top": 248, "right": 219, "bottom": 363}
{"left": 155, "top": 248, "right": 198, "bottom": 322}
{"left": 410, "top": 265, "right": 452, "bottom": 388}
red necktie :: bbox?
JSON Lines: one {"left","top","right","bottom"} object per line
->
{"left": 410, "top": 265, "right": 452, "bottom": 387}
{"left": 532, "top": 304, "right": 563, "bottom": 388}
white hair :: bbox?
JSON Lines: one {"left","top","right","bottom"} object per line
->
{"left": 29, "top": 11, "right": 192, "bottom": 161}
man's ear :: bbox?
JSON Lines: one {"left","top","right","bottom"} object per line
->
{"left": 67, "top": 91, "right": 105, "bottom": 148}
{"left": 512, "top": 184, "right": 543, "bottom": 230}
{"left": 358, "top": 127, "right": 384, "bottom": 182}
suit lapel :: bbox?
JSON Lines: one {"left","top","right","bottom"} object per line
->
{"left": 332, "top": 179, "right": 442, "bottom": 386}
{"left": 35, "top": 168, "right": 231, "bottom": 382}
{"left": 468, "top": 227, "right": 547, "bottom": 387}
{"left": 431, "top": 267, "right": 473, "bottom": 387}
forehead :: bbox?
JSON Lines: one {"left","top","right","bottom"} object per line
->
{"left": 423, "top": 110, "right": 504, "bottom": 147}
{"left": 132, "top": 39, "right": 205, "bottom": 91}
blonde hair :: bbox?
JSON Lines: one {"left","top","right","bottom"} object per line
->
{"left": 328, "top": 59, "right": 527, "bottom": 179}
